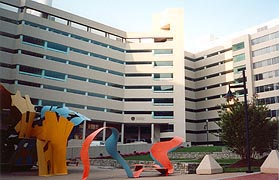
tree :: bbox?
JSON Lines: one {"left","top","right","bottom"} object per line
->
{"left": 217, "top": 97, "right": 277, "bottom": 160}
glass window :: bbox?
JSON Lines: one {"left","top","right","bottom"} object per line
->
{"left": 90, "top": 66, "right": 106, "bottom": 72}
{"left": 45, "top": 56, "right": 67, "bottom": 63}
{"left": 69, "top": 61, "right": 87, "bottom": 68}
{"left": 154, "top": 61, "right": 173, "bottom": 67}
{"left": 153, "top": 111, "right": 173, "bottom": 119}
{"left": 71, "top": 22, "right": 87, "bottom": 31}
{"left": 48, "top": 28, "right": 68, "bottom": 36}
{"left": 108, "top": 70, "right": 123, "bottom": 76}
{"left": 126, "top": 61, "right": 152, "bottom": 65}
{"left": 153, "top": 98, "right": 173, "bottom": 105}
{"left": 49, "top": 15, "right": 68, "bottom": 25}
{"left": 71, "top": 34, "right": 89, "bottom": 42}
{"left": 44, "top": 70, "right": 66, "bottom": 81}
{"left": 68, "top": 75, "right": 87, "bottom": 81}
{"left": 89, "top": 79, "right": 106, "bottom": 85}
{"left": 22, "top": 36, "right": 44, "bottom": 47}
{"left": 232, "top": 42, "right": 244, "bottom": 51}
{"left": 234, "top": 66, "right": 246, "bottom": 74}
{"left": 154, "top": 73, "right": 173, "bottom": 79}
{"left": 153, "top": 85, "right": 173, "bottom": 92}
{"left": 67, "top": 89, "right": 86, "bottom": 95}
{"left": 70, "top": 48, "right": 88, "bottom": 55}
{"left": 41, "top": 100, "right": 63, "bottom": 107}
{"left": 233, "top": 53, "right": 245, "bottom": 62}
{"left": 47, "top": 42, "right": 68, "bottom": 53}
{"left": 126, "top": 73, "right": 151, "bottom": 77}
{"left": 0, "top": 2, "right": 18, "bottom": 12}
{"left": 153, "top": 49, "right": 173, "bottom": 55}
{"left": 19, "top": 65, "right": 42, "bottom": 77}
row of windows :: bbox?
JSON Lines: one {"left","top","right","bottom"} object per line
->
{"left": 255, "top": 83, "right": 279, "bottom": 93}
{"left": 185, "top": 94, "right": 223, "bottom": 102}
{"left": 184, "top": 48, "right": 232, "bottom": 62}
{"left": 253, "top": 56, "right": 279, "bottom": 69}
{"left": 21, "top": 35, "right": 125, "bottom": 65}
{"left": 24, "top": 21, "right": 126, "bottom": 53}
{"left": 185, "top": 81, "right": 231, "bottom": 92}
{"left": 185, "top": 60, "right": 228, "bottom": 72}
{"left": 186, "top": 105, "right": 221, "bottom": 113}
{"left": 252, "top": 44, "right": 279, "bottom": 57}
{"left": 1, "top": 2, "right": 175, "bottom": 46}
{"left": 185, "top": 70, "right": 232, "bottom": 82}
{"left": 254, "top": 69, "right": 279, "bottom": 81}
{"left": 251, "top": 31, "right": 279, "bottom": 45}
{"left": 258, "top": 96, "right": 279, "bottom": 105}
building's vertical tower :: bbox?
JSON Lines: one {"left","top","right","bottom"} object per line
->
{"left": 152, "top": 9, "right": 186, "bottom": 141}
{"left": 124, "top": 9, "right": 185, "bottom": 142}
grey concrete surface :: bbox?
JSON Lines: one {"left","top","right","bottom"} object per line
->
{"left": 0, "top": 165, "right": 249, "bottom": 180}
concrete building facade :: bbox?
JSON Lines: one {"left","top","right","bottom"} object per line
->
{"left": 0, "top": 0, "right": 278, "bottom": 145}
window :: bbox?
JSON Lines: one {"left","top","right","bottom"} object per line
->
{"left": 69, "top": 61, "right": 87, "bottom": 68}
{"left": 233, "top": 53, "right": 245, "bottom": 62}
{"left": 88, "top": 92, "right": 105, "bottom": 98}
{"left": 126, "top": 61, "right": 152, "bottom": 65}
{"left": 232, "top": 42, "right": 244, "bottom": 51}
{"left": 48, "top": 28, "right": 68, "bottom": 36}
{"left": 153, "top": 49, "right": 173, "bottom": 55}
{"left": 42, "top": 100, "right": 63, "bottom": 107}
{"left": 153, "top": 111, "right": 173, "bottom": 119}
{"left": 44, "top": 70, "right": 66, "bottom": 81}
{"left": 251, "top": 31, "right": 279, "bottom": 45}
{"left": 70, "top": 48, "right": 88, "bottom": 55}
{"left": 68, "top": 75, "right": 87, "bottom": 81}
{"left": 0, "top": 2, "right": 18, "bottom": 12}
{"left": 154, "top": 73, "right": 173, "bottom": 79}
{"left": 153, "top": 98, "right": 173, "bottom": 106}
{"left": 154, "top": 61, "right": 173, "bottom": 67}
{"left": 160, "top": 124, "right": 174, "bottom": 133}
{"left": 19, "top": 65, "right": 42, "bottom": 77}
{"left": 153, "top": 85, "right": 173, "bottom": 92}
{"left": 71, "top": 22, "right": 87, "bottom": 31}
{"left": 126, "top": 73, "right": 151, "bottom": 77}
{"left": 252, "top": 44, "right": 279, "bottom": 57}
{"left": 45, "top": 56, "right": 67, "bottom": 63}
{"left": 49, "top": 15, "right": 68, "bottom": 25}
{"left": 22, "top": 36, "right": 44, "bottom": 47}
{"left": 234, "top": 66, "right": 246, "bottom": 74}
{"left": 47, "top": 42, "right": 68, "bottom": 53}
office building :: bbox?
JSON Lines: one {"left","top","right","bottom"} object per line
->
{"left": 1, "top": 0, "right": 278, "bottom": 144}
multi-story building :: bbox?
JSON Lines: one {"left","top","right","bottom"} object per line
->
{"left": 1, "top": 0, "right": 278, "bottom": 145}
{"left": 185, "top": 20, "right": 279, "bottom": 145}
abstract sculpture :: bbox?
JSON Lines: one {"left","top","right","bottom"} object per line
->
{"left": 0, "top": 84, "right": 89, "bottom": 176}
{"left": 80, "top": 127, "right": 183, "bottom": 179}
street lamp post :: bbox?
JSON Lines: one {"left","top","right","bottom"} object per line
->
{"left": 226, "top": 70, "right": 253, "bottom": 173}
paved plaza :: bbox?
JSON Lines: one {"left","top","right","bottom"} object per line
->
{"left": 1, "top": 165, "right": 278, "bottom": 180}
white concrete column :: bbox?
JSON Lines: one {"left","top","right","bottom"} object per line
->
{"left": 82, "top": 120, "right": 86, "bottom": 140}
{"left": 121, "top": 123, "right": 125, "bottom": 143}
{"left": 102, "top": 122, "right": 107, "bottom": 142}
{"left": 151, "top": 124, "right": 154, "bottom": 143}
{"left": 137, "top": 126, "right": 141, "bottom": 141}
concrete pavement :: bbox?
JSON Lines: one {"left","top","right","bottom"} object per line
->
{"left": 1, "top": 165, "right": 278, "bottom": 180}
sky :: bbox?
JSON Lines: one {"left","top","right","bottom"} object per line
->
{"left": 51, "top": 0, "right": 279, "bottom": 52}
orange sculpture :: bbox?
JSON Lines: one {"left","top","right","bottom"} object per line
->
{"left": 80, "top": 127, "right": 183, "bottom": 179}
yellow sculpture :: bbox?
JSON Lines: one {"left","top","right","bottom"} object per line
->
{"left": 12, "top": 90, "right": 74, "bottom": 176}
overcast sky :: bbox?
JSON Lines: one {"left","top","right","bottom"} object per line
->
{"left": 52, "top": 0, "right": 279, "bottom": 52}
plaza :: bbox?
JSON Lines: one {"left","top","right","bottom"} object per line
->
{"left": 1, "top": 165, "right": 278, "bottom": 180}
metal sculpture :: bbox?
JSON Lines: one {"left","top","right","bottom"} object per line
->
{"left": 80, "top": 127, "right": 183, "bottom": 179}
{"left": 0, "top": 84, "right": 89, "bottom": 176}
